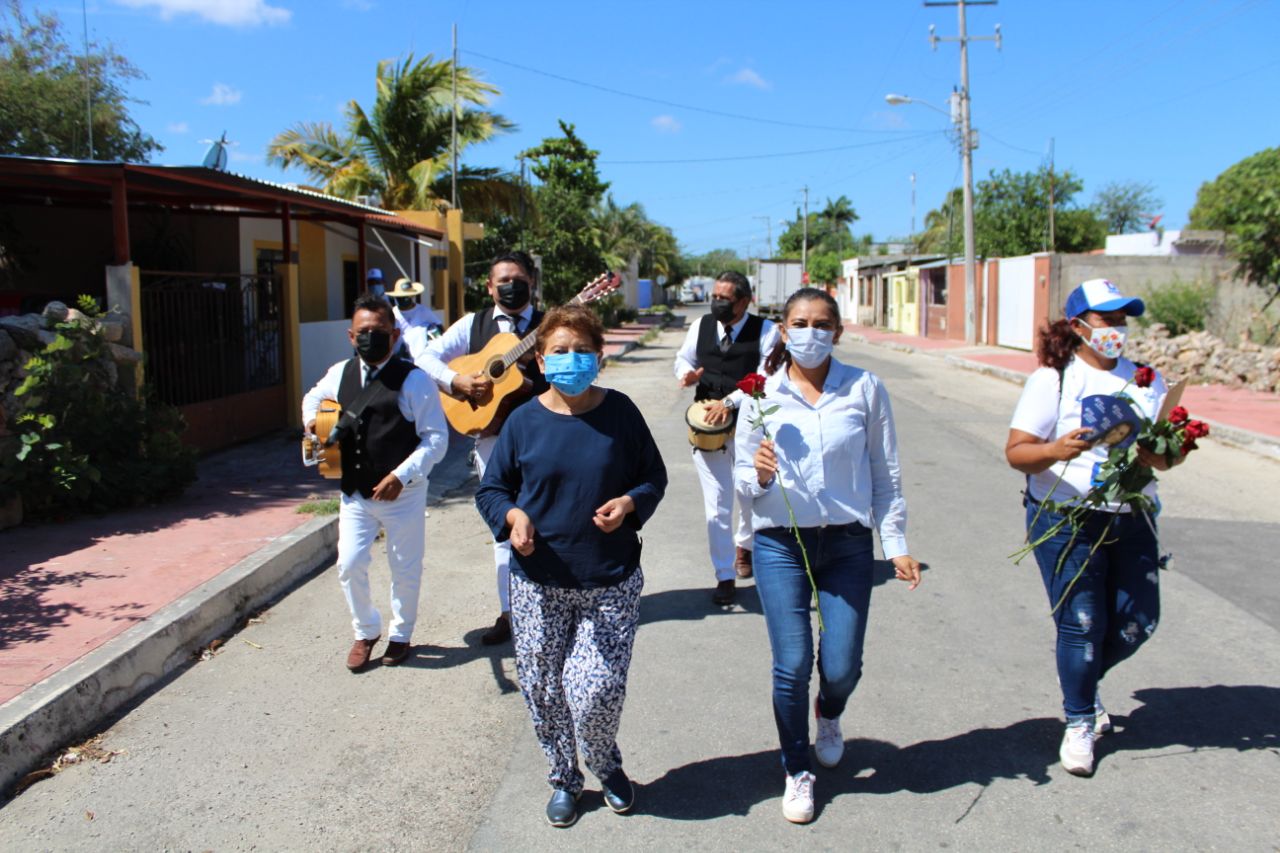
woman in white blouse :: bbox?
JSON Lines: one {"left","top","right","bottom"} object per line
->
{"left": 734, "top": 288, "right": 922, "bottom": 824}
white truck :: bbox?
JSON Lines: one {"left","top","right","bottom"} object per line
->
{"left": 753, "top": 259, "right": 804, "bottom": 314}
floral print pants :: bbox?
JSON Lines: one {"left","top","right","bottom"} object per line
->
{"left": 509, "top": 568, "right": 643, "bottom": 795}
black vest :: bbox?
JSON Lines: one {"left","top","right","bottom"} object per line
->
{"left": 336, "top": 357, "right": 421, "bottom": 499}
{"left": 469, "top": 307, "right": 549, "bottom": 395}
{"left": 695, "top": 313, "right": 764, "bottom": 401}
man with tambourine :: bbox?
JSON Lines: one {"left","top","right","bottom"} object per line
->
{"left": 302, "top": 295, "right": 449, "bottom": 671}
{"left": 674, "top": 271, "right": 780, "bottom": 605}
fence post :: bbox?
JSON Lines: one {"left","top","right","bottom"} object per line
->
{"left": 105, "top": 262, "right": 143, "bottom": 394}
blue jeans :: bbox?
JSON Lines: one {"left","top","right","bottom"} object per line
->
{"left": 754, "top": 523, "right": 875, "bottom": 775}
{"left": 1026, "top": 501, "right": 1161, "bottom": 720}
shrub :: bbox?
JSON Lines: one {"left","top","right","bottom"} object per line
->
{"left": 0, "top": 296, "right": 197, "bottom": 519}
{"left": 1140, "top": 278, "right": 1214, "bottom": 337}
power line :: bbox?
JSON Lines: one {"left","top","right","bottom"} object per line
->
{"left": 599, "top": 133, "right": 940, "bottom": 166}
{"left": 461, "top": 48, "right": 928, "bottom": 136}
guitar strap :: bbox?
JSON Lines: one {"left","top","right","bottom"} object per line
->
{"left": 324, "top": 360, "right": 389, "bottom": 448}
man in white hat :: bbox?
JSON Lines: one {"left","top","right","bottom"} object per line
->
{"left": 389, "top": 277, "right": 444, "bottom": 365}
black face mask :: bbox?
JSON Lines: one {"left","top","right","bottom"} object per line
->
{"left": 710, "top": 297, "right": 736, "bottom": 324}
{"left": 394, "top": 297, "right": 417, "bottom": 310}
{"left": 355, "top": 329, "right": 392, "bottom": 364}
{"left": 496, "top": 279, "right": 531, "bottom": 310}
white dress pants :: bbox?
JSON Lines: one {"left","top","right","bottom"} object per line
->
{"left": 692, "top": 440, "right": 753, "bottom": 582}
{"left": 336, "top": 481, "right": 427, "bottom": 642}
{"left": 474, "top": 435, "right": 512, "bottom": 612}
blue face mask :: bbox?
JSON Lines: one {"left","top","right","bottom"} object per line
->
{"left": 785, "top": 326, "right": 835, "bottom": 368}
{"left": 541, "top": 351, "right": 599, "bottom": 396}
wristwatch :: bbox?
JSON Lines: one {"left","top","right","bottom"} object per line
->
{"left": 721, "top": 396, "right": 737, "bottom": 410}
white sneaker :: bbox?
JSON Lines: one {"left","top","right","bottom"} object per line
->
{"left": 782, "top": 771, "right": 816, "bottom": 824}
{"left": 814, "top": 698, "right": 844, "bottom": 768}
{"left": 1094, "top": 693, "right": 1112, "bottom": 736}
{"left": 1060, "top": 722, "right": 1095, "bottom": 776}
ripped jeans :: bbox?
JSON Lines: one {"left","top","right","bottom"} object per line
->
{"left": 1026, "top": 502, "right": 1161, "bottom": 721}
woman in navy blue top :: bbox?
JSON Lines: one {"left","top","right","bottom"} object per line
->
{"left": 475, "top": 304, "right": 666, "bottom": 828}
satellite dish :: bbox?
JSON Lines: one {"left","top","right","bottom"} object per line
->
{"left": 200, "top": 131, "right": 233, "bottom": 171}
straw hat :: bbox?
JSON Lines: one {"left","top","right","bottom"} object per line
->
{"left": 388, "top": 277, "right": 425, "bottom": 298}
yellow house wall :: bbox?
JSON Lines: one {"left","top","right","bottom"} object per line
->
{"left": 297, "top": 220, "right": 328, "bottom": 322}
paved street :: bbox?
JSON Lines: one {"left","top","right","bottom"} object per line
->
{"left": 2, "top": 317, "right": 1278, "bottom": 851}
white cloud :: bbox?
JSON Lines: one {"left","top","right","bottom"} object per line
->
{"left": 201, "top": 83, "right": 243, "bottom": 106}
{"left": 229, "top": 148, "right": 259, "bottom": 164}
{"left": 726, "top": 67, "right": 771, "bottom": 91}
{"left": 167, "top": 121, "right": 189, "bottom": 133}
{"left": 651, "top": 114, "right": 682, "bottom": 134}
{"left": 114, "top": 0, "right": 291, "bottom": 26}
{"left": 340, "top": 0, "right": 374, "bottom": 9}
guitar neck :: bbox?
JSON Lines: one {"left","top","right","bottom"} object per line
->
{"left": 498, "top": 292, "right": 592, "bottom": 369}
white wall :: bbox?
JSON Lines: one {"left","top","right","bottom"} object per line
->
{"left": 300, "top": 320, "right": 353, "bottom": 393}
{"left": 238, "top": 217, "right": 296, "bottom": 273}
{"left": 1105, "top": 231, "right": 1180, "bottom": 256}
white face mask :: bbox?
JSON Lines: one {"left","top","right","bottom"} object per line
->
{"left": 785, "top": 326, "right": 835, "bottom": 368}
{"left": 1078, "top": 322, "right": 1127, "bottom": 360}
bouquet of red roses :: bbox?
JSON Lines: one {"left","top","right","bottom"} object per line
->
{"left": 1012, "top": 364, "right": 1210, "bottom": 610}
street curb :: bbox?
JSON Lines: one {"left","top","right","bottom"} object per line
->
{"left": 0, "top": 513, "right": 339, "bottom": 797}
{"left": 850, "top": 333, "right": 1280, "bottom": 462}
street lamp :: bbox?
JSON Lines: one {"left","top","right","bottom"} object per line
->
{"left": 886, "top": 91, "right": 978, "bottom": 344}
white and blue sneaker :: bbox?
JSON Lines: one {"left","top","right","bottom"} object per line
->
{"left": 814, "top": 697, "right": 844, "bottom": 768}
{"left": 1094, "top": 692, "right": 1112, "bottom": 736}
{"left": 1060, "top": 720, "right": 1096, "bottom": 776}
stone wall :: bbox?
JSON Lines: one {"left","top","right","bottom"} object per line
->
{"left": 0, "top": 301, "right": 140, "bottom": 435}
{"left": 1127, "top": 322, "right": 1280, "bottom": 393}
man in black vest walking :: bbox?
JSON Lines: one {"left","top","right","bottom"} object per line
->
{"left": 674, "top": 271, "right": 780, "bottom": 605}
{"left": 303, "top": 296, "right": 449, "bottom": 671}
{"left": 421, "top": 250, "right": 547, "bottom": 645}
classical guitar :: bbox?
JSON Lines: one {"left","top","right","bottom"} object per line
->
{"left": 301, "top": 398, "right": 343, "bottom": 479}
{"left": 441, "top": 273, "right": 620, "bottom": 436}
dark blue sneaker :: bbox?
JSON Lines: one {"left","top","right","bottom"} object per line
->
{"left": 601, "top": 768, "right": 635, "bottom": 814}
{"left": 545, "top": 789, "right": 579, "bottom": 827}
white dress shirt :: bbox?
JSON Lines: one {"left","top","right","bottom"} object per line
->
{"left": 674, "top": 312, "right": 780, "bottom": 408}
{"left": 301, "top": 355, "right": 449, "bottom": 488}
{"left": 733, "top": 358, "right": 909, "bottom": 559}
{"left": 419, "top": 305, "right": 535, "bottom": 392}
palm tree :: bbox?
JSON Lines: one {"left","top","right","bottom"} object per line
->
{"left": 819, "top": 195, "right": 859, "bottom": 255}
{"left": 268, "top": 54, "right": 524, "bottom": 215}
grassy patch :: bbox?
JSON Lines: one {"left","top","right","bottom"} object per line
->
{"left": 296, "top": 498, "right": 340, "bottom": 515}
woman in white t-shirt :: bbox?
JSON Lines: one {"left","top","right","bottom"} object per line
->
{"left": 1006, "top": 279, "right": 1180, "bottom": 778}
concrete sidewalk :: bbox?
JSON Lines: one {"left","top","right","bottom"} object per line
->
{"left": 845, "top": 323, "right": 1280, "bottom": 458}
{"left": 0, "top": 315, "right": 674, "bottom": 794}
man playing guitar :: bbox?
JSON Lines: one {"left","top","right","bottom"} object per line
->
{"left": 419, "top": 250, "right": 546, "bottom": 645}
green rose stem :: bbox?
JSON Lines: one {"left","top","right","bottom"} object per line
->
{"left": 749, "top": 391, "right": 825, "bottom": 632}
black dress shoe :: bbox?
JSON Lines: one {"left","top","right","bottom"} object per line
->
{"left": 381, "top": 641, "right": 411, "bottom": 666}
{"left": 601, "top": 768, "right": 635, "bottom": 814}
{"left": 711, "top": 579, "right": 736, "bottom": 606}
{"left": 545, "top": 789, "right": 579, "bottom": 827}
{"left": 481, "top": 613, "right": 511, "bottom": 646}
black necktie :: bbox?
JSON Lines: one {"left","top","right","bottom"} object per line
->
{"left": 512, "top": 316, "right": 524, "bottom": 337}
{"left": 720, "top": 330, "right": 733, "bottom": 353}
{"left": 364, "top": 364, "right": 377, "bottom": 386}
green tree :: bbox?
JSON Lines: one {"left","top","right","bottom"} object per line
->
{"left": 973, "top": 167, "right": 1105, "bottom": 257}
{"left": 916, "top": 188, "right": 964, "bottom": 256}
{"left": 0, "top": 0, "right": 160, "bottom": 161}
{"left": 522, "top": 120, "right": 610, "bottom": 305}
{"left": 1188, "top": 147, "right": 1280, "bottom": 307}
{"left": 1093, "top": 180, "right": 1162, "bottom": 234}
{"left": 268, "top": 54, "right": 522, "bottom": 215}
{"left": 777, "top": 195, "right": 862, "bottom": 260}
{"left": 807, "top": 251, "right": 842, "bottom": 286}
{"left": 681, "top": 248, "right": 749, "bottom": 279}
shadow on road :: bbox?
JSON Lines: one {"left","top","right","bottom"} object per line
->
{"left": 400, "top": 634, "right": 519, "bottom": 694}
{"left": 638, "top": 585, "right": 764, "bottom": 626}
{"left": 638, "top": 684, "right": 1279, "bottom": 820}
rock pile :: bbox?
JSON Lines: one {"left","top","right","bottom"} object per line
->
{"left": 1128, "top": 323, "right": 1280, "bottom": 393}
{"left": 0, "top": 301, "right": 140, "bottom": 434}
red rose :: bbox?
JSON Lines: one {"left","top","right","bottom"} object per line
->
{"left": 1186, "top": 419, "right": 1210, "bottom": 439}
{"left": 1133, "top": 366, "right": 1155, "bottom": 388}
{"left": 736, "top": 373, "right": 767, "bottom": 397}
{"left": 1181, "top": 437, "right": 1198, "bottom": 456}
{"left": 1168, "top": 406, "right": 1189, "bottom": 425}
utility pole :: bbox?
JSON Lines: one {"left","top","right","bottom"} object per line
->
{"left": 801, "top": 185, "right": 809, "bottom": 279}
{"left": 754, "top": 215, "right": 773, "bottom": 258}
{"left": 518, "top": 155, "right": 527, "bottom": 250}
{"left": 1046, "top": 137, "right": 1056, "bottom": 252}
{"left": 910, "top": 172, "right": 917, "bottom": 247}
{"left": 82, "top": 0, "right": 93, "bottom": 159}
{"left": 927, "top": 0, "right": 1000, "bottom": 344}
{"left": 450, "top": 23, "right": 459, "bottom": 210}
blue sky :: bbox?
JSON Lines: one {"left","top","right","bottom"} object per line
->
{"left": 54, "top": 0, "right": 1280, "bottom": 255}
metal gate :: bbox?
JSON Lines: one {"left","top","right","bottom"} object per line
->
{"left": 997, "top": 255, "right": 1036, "bottom": 350}
{"left": 141, "top": 271, "right": 287, "bottom": 450}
